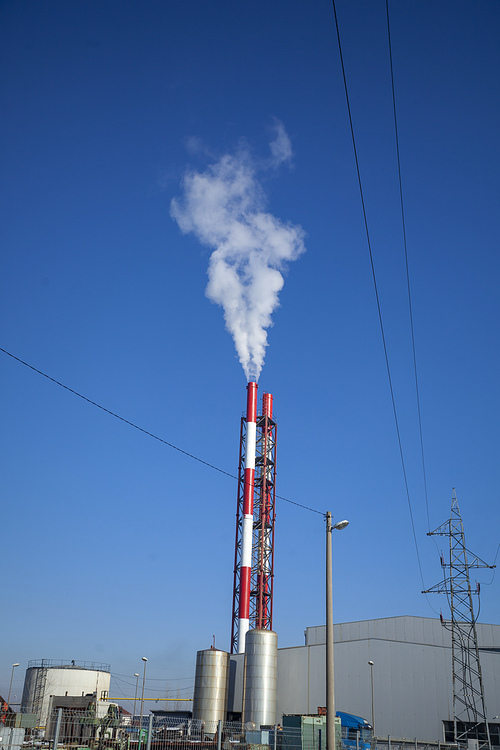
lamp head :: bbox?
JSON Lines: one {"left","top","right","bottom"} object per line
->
{"left": 333, "top": 520, "right": 349, "bottom": 531}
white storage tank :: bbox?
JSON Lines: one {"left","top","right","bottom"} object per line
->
{"left": 21, "top": 659, "right": 111, "bottom": 728}
{"left": 243, "top": 629, "right": 277, "bottom": 728}
{"left": 192, "top": 648, "right": 230, "bottom": 730}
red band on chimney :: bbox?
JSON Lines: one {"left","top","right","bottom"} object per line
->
{"left": 262, "top": 392, "right": 273, "bottom": 419}
{"left": 246, "top": 381, "right": 258, "bottom": 423}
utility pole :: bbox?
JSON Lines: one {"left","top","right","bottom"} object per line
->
{"left": 326, "top": 513, "right": 349, "bottom": 750}
{"left": 326, "top": 512, "right": 335, "bottom": 750}
{"left": 139, "top": 657, "right": 148, "bottom": 750}
{"left": 423, "top": 490, "right": 495, "bottom": 750}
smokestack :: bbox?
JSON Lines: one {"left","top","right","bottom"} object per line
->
{"left": 262, "top": 392, "right": 273, "bottom": 418}
{"left": 256, "top": 392, "right": 274, "bottom": 630}
{"left": 231, "top": 384, "right": 277, "bottom": 654}
{"left": 237, "top": 381, "right": 258, "bottom": 653}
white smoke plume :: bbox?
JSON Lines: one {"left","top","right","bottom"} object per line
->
{"left": 170, "top": 123, "right": 306, "bottom": 382}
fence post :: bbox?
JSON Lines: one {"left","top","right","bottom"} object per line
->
{"left": 52, "top": 708, "right": 63, "bottom": 750}
{"left": 146, "top": 713, "right": 153, "bottom": 750}
{"left": 217, "top": 720, "right": 222, "bottom": 750}
{"left": 388, "top": 736, "right": 391, "bottom": 750}
{"left": 274, "top": 725, "right": 278, "bottom": 750}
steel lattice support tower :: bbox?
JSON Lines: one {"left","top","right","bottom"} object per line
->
{"left": 231, "top": 384, "right": 277, "bottom": 654}
{"left": 252, "top": 392, "right": 276, "bottom": 631}
{"left": 423, "top": 490, "right": 495, "bottom": 749}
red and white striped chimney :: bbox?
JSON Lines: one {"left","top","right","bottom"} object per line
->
{"left": 238, "top": 380, "right": 258, "bottom": 653}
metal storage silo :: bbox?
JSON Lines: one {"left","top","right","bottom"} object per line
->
{"left": 243, "top": 629, "right": 277, "bottom": 728}
{"left": 192, "top": 649, "right": 230, "bottom": 729}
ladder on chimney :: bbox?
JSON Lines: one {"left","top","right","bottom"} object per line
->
{"left": 32, "top": 663, "right": 47, "bottom": 724}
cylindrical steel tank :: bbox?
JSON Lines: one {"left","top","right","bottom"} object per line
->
{"left": 243, "top": 629, "right": 277, "bottom": 728}
{"left": 192, "top": 649, "right": 230, "bottom": 729}
{"left": 21, "top": 660, "right": 111, "bottom": 728}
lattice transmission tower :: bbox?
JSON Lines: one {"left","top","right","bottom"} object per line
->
{"left": 423, "top": 490, "right": 495, "bottom": 749}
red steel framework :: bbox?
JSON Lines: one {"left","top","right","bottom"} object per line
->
{"left": 231, "top": 385, "right": 277, "bottom": 654}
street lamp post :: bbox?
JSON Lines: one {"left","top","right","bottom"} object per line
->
{"left": 7, "top": 664, "right": 20, "bottom": 710}
{"left": 139, "top": 658, "right": 148, "bottom": 748}
{"left": 368, "top": 661, "right": 374, "bottom": 733}
{"left": 133, "top": 673, "right": 140, "bottom": 723}
{"left": 326, "top": 513, "right": 349, "bottom": 750}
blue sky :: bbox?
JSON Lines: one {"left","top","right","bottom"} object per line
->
{"left": 1, "top": 0, "right": 499, "bottom": 708}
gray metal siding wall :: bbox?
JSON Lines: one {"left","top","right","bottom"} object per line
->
{"left": 277, "top": 646, "right": 315, "bottom": 718}
{"left": 276, "top": 617, "right": 500, "bottom": 741}
{"left": 228, "top": 653, "right": 245, "bottom": 713}
{"left": 480, "top": 623, "right": 500, "bottom": 721}
{"left": 305, "top": 616, "right": 450, "bottom": 649}
{"left": 277, "top": 639, "right": 452, "bottom": 740}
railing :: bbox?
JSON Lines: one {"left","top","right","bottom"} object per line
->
{"left": 27, "top": 659, "right": 111, "bottom": 671}
{"left": 373, "top": 738, "right": 461, "bottom": 750}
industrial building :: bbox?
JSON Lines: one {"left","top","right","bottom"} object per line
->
{"left": 218, "top": 383, "right": 500, "bottom": 744}
{"left": 12, "top": 386, "right": 498, "bottom": 749}
{"left": 223, "top": 615, "right": 500, "bottom": 742}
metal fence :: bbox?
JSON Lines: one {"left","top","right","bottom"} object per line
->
{"left": 4, "top": 710, "right": 495, "bottom": 750}
{"left": 2, "top": 709, "right": 298, "bottom": 750}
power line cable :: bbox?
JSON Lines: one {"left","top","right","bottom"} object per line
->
{"left": 110, "top": 677, "right": 138, "bottom": 690}
{"left": 109, "top": 676, "right": 134, "bottom": 709}
{"left": 385, "top": 0, "right": 431, "bottom": 533}
{"left": 110, "top": 676, "right": 193, "bottom": 701}
{"left": 480, "top": 541, "right": 500, "bottom": 586}
{"left": 384, "top": 0, "right": 439, "bottom": 615}
{"left": 330, "top": 0, "right": 428, "bottom": 592}
{"left": 0, "top": 345, "right": 324, "bottom": 516}
{"left": 111, "top": 673, "right": 193, "bottom": 682}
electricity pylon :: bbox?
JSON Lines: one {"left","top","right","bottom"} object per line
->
{"left": 423, "top": 490, "right": 495, "bottom": 749}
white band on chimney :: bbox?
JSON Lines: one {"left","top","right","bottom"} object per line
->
{"left": 245, "top": 421, "right": 256, "bottom": 469}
